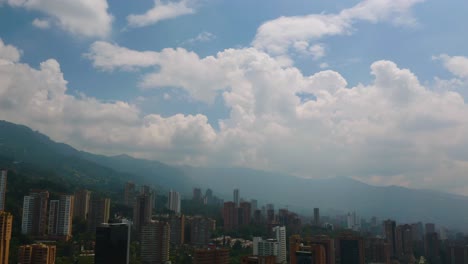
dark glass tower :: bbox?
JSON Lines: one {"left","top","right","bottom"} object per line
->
{"left": 94, "top": 223, "right": 130, "bottom": 264}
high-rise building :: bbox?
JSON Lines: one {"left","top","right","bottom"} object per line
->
{"left": 167, "top": 190, "right": 181, "bottom": 214}
{"left": 204, "top": 189, "right": 213, "bottom": 205}
{"left": 21, "top": 190, "right": 49, "bottom": 237}
{"left": 0, "top": 170, "right": 7, "bottom": 211}
{"left": 447, "top": 245, "right": 468, "bottom": 264}
{"left": 73, "top": 189, "right": 91, "bottom": 221}
{"left": 384, "top": 219, "right": 396, "bottom": 257}
{"left": 48, "top": 194, "right": 74, "bottom": 240}
{"left": 336, "top": 234, "right": 365, "bottom": 264}
{"left": 241, "top": 255, "right": 276, "bottom": 264}
{"left": 133, "top": 194, "right": 152, "bottom": 234}
{"left": 223, "top": 202, "right": 238, "bottom": 231}
{"left": 140, "top": 221, "right": 170, "bottom": 264}
{"left": 313, "top": 208, "right": 320, "bottom": 226}
{"left": 289, "top": 235, "right": 335, "bottom": 264}
{"left": 47, "top": 200, "right": 59, "bottom": 236}
{"left": 18, "top": 244, "right": 56, "bottom": 264}
{"left": 139, "top": 185, "right": 156, "bottom": 210}
{"left": 250, "top": 199, "right": 258, "bottom": 216}
{"left": 253, "top": 237, "right": 278, "bottom": 258}
{"left": 425, "top": 223, "right": 435, "bottom": 234}
{"left": 124, "top": 182, "right": 136, "bottom": 207}
{"left": 193, "top": 248, "right": 230, "bottom": 264}
{"left": 193, "top": 188, "right": 202, "bottom": 201}
{"left": 87, "top": 195, "right": 110, "bottom": 233}
{"left": 189, "top": 216, "right": 216, "bottom": 246}
{"left": 395, "top": 224, "right": 413, "bottom": 257}
{"left": 0, "top": 211, "right": 12, "bottom": 264}
{"left": 168, "top": 214, "right": 185, "bottom": 246}
{"left": 239, "top": 202, "right": 251, "bottom": 226}
{"left": 273, "top": 226, "right": 287, "bottom": 264}
{"left": 425, "top": 232, "right": 440, "bottom": 263}
{"left": 364, "top": 238, "right": 391, "bottom": 264}
{"left": 233, "top": 189, "right": 239, "bottom": 206}
{"left": 95, "top": 223, "right": 130, "bottom": 264}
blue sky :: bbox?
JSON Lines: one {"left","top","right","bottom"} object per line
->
{"left": 1, "top": 0, "right": 468, "bottom": 194}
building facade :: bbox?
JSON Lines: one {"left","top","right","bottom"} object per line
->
{"left": 140, "top": 221, "right": 170, "bottom": 264}
{"left": 0, "top": 211, "right": 12, "bottom": 264}
{"left": 167, "top": 190, "right": 181, "bottom": 214}
{"left": 0, "top": 170, "right": 7, "bottom": 211}
{"left": 87, "top": 195, "right": 110, "bottom": 233}
{"left": 95, "top": 223, "right": 131, "bottom": 264}
{"left": 18, "top": 244, "right": 56, "bottom": 264}
{"left": 21, "top": 190, "right": 49, "bottom": 237}
{"left": 73, "top": 189, "right": 90, "bottom": 221}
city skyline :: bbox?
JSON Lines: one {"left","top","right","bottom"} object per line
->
{"left": 1, "top": 1, "right": 468, "bottom": 195}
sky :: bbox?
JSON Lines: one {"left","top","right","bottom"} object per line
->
{"left": 1, "top": 0, "right": 468, "bottom": 194}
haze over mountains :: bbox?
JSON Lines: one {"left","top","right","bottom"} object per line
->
{"left": 1, "top": 120, "right": 468, "bottom": 230}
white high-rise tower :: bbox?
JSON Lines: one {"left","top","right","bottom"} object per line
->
{"left": 167, "top": 190, "right": 181, "bottom": 214}
{"left": 273, "top": 226, "right": 286, "bottom": 264}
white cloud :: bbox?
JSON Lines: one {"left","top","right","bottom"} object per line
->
{"left": 32, "top": 18, "right": 50, "bottom": 29}
{"left": 319, "top": 62, "right": 329, "bottom": 69}
{"left": 0, "top": 38, "right": 21, "bottom": 64}
{"left": 253, "top": 0, "right": 424, "bottom": 55}
{"left": 0, "top": 40, "right": 215, "bottom": 162}
{"left": 84, "top": 41, "right": 468, "bottom": 193}
{"left": 183, "top": 31, "right": 216, "bottom": 45}
{"left": 5, "top": 0, "right": 113, "bottom": 37}
{"left": 85, "top": 41, "right": 160, "bottom": 71}
{"left": 127, "top": 0, "right": 195, "bottom": 28}
{"left": 433, "top": 54, "right": 468, "bottom": 79}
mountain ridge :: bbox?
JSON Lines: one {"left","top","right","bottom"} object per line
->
{"left": 1, "top": 120, "right": 468, "bottom": 230}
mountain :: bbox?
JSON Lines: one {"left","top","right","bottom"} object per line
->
{"left": 181, "top": 166, "right": 468, "bottom": 230}
{"left": 0, "top": 120, "right": 191, "bottom": 194}
{"left": 2, "top": 120, "right": 468, "bottom": 230}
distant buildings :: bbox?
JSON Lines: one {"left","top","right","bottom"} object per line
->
{"left": 313, "top": 208, "right": 320, "bottom": 226}
{"left": 124, "top": 182, "right": 136, "bottom": 207}
{"left": 223, "top": 201, "right": 238, "bottom": 231}
{"left": 335, "top": 234, "right": 365, "bottom": 264}
{"left": 0, "top": 170, "right": 7, "bottom": 211}
{"left": 193, "top": 248, "right": 230, "bottom": 264}
{"left": 193, "top": 188, "right": 202, "bottom": 202}
{"left": 167, "top": 190, "right": 181, "bottom": 214}
{"left": 140, "top": 221, "right": 170, "bottom": 264}
{"left": 253, "top": 237, "right": 278, "bottom": 258}
{"left": 94, "top": 223, "right": 130, "bottom": 264}
{"left": 48, "top": 194, "right": 74, "bottom": 240}
{"left": 273, "top": 226, "right": 287, "bottom": 264}
{"left": 73, "top": 189, "right": 91, "bottom": 221}
{"left": 241, "top": 255, "right": 276, "bottom": 264}
{"left": 384, "top": 219, "right": 396, "bottom": 257}
{"left": 0, "top": 211, "right": 12, "bottom": 264}
{"left": 289, "top": 235, "right": 335, "bottom": 264}
{"left": 21, "top": 190, "right": 49, "bottom": 237}
{"left": 133, "top": 193, "right": 152, "bottom": 234}
{"left": 169, "top": 214, "right": 185, "bottom": 246}
{"left": 87, "top": 195, "right": 111, "bottom": 233}
{"left": 18, "top": 243, "right": 56, "bottom": 264}
{"left": 233, "top": 189, "right": 239, "bottom": 207}
{"left": 239, "top": 202, "right": 251, "bottom": 226}
{"left": 188, "top": 216, "right": 216, "bottom": 246}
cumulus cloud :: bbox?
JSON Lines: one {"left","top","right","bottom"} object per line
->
{"left": 0, "top": 40, "right": 215, "bottom": 162}
{"left": 253, "top": 0, "right": 424, "bottom": 55}
{"left": 433, "top": 54, "right": 468, "bottom": 79}
{"left": 0, "top": 38, "right": 21, "bottom": 64}
{"left": 127, "top": 0, "right": 195, "bottom": 28}
{"left": 183, "top": 31, "right": 216, "bottom": 45}
{"left": 84, "top": 40, "right": 468, "bottom": 193}
{"left": 4, "top": 0, "right": 113, "bottom": 37}
{"left": 32, "top": 18, "right": 50, "bottom": 29}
